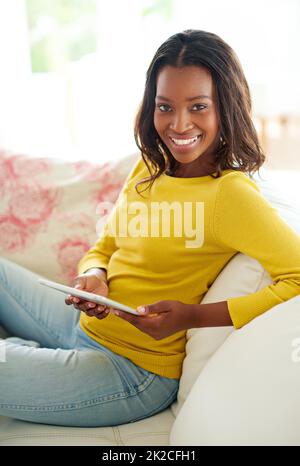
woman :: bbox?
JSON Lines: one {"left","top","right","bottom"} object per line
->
{"left": 1, "top": 30, "right": 300, "bottom": 427}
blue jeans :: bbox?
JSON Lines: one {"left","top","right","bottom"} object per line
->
{"left": 0, "top": 257, "right": 179, "bottom": 427}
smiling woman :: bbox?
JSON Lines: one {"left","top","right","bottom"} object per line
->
{"left": 1, "top": 28, "right": 300, "bottom": 430}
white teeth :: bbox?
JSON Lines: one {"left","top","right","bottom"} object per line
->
{"left": 171, "top": 135, "right": 201, "bottom": 146}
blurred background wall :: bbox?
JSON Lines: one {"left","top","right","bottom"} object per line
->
{"left": 0, "top": 0, "right": 299, "bottom": 169}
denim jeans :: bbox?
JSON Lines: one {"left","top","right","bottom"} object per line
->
{"left": 0, "top": 257, "right": 179, "bottom": 427}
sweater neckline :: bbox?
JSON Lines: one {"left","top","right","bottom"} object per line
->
{"left": 162, "top": 168, "right": 234, "bottom": 182}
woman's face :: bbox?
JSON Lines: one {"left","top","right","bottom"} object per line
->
{"left": 154, "top": 65, "right": 219, "bottom": 168}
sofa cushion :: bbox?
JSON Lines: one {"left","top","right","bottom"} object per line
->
{"left": 0, "top": 407, "right": 174, "bottom": 446}
{"left": 170, "top": 294, "right": 300, "bottom": 446}
{"left": 170, "top": 254, "right": 272, "bottom": 417}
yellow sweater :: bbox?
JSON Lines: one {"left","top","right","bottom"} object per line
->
{"left": 78, "top": 157, "right": 300, "bottom": 379}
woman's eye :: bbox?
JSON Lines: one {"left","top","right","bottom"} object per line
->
{"left": 157, "top": 104, "right": 171, "bottom": 112}
{"left": 156, "top": 103, "right": 206, "bottom": 112}
{"left": 192, "top": 104, "right": 206, "bottom": 111}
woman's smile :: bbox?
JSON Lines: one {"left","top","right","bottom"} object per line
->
{"left": 168, "top": 134, "right": 203, "bottom": 152}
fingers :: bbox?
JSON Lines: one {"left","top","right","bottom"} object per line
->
{"left": 76, "top": 300, "right": 95, "bottom": 312}
{"left": 65, "top": 276, "right": 86, "bottom": 305}
{"left": 65, "top": 294, "right": 80, "bottom": 306}
{"left": 83, "top": 305, "right": 109, "bottom": 319}
{"left": 65, "top": 295, "right": 80, "bottom": 305}
{"left": 93, "top": 308, "right": 110, "bottom": 319}
{"left": 74, "top": 300, "right": 106, "bottom": 313}
{"left": 67, "top": 295, "right": 108, "bottom": 318}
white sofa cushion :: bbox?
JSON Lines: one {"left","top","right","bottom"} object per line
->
{"left": 0, "top": 408, "right": 175, "bottom": 446}
{"left": 171, "top": 254, "right": 272, "bottom": 417}
{"left": 170, "top": 294, "right": 300, "bottom": 446}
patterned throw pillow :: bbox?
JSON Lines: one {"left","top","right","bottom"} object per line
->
{"left": 0, "top": 149, "right": 138, "bottom": 284}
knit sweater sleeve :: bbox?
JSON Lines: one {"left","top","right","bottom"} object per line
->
{"left": 213, "top": 172, "right": 300, "bottom": 329}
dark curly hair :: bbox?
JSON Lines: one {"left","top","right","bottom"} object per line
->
{"left": 134, "top": 29, "right": 265, "bottom": 195}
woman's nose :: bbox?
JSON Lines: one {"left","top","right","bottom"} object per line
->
{"left": 169, "top": 111, "right": 193, "bottom": 133}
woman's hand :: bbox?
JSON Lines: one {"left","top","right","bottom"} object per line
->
{"left": 65, "top": 273, "right": 110, "bottom": 320}
{"left": 108, "top": 300, "right": 195, "bottom": 340}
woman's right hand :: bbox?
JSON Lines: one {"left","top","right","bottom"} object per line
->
{"left": 65, "top": 274, "right": 110, "bottom": 319}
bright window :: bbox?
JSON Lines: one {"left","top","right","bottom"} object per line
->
{"left": 26, "top": 0, "right": 98, "bottom": 73}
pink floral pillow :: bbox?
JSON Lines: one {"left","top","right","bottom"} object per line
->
{"left": 0, "top": 150, "right": 138, "bottom": 285}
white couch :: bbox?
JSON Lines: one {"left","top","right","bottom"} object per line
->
{"left": 0, "top": 149, "right": 300, "bottom": 446}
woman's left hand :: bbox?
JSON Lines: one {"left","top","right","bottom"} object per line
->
{"left": 108, "top": 300, "right": 194, "bottom": 340}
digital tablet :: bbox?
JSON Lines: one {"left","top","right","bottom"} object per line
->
{"left": 38, "top": 278, "right": 140, "bottom": 315}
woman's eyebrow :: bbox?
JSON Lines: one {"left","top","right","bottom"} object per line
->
{"left": 156, "top": 95, "right": 212, "bottom": 101}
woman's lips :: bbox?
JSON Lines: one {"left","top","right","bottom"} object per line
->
{"left": 168, "top": 134, "right": 202, "bottom": 151}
